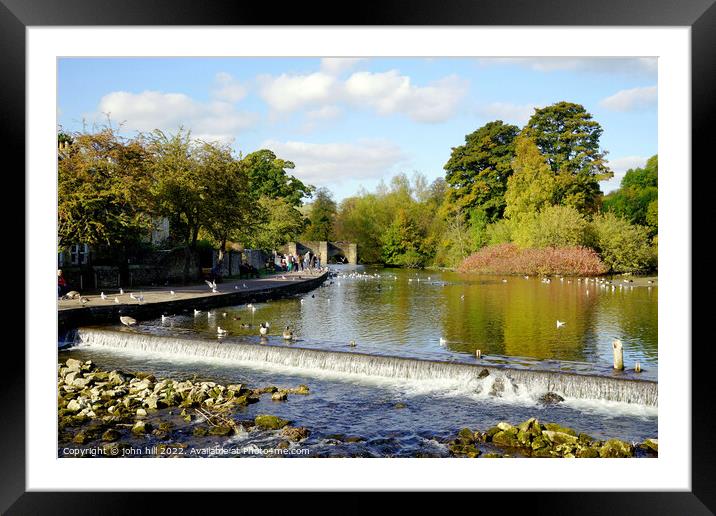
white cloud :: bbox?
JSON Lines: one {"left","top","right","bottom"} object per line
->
{"left": 212, "top": 72, "right": 248, "bottom": 103}
{"left": 477, "top": 102, "right": 541, "bottom": 125}
{"left": 262, "top": 139, "right": 406, "bottom": 186}
{"left": 257, "top": 72, "right": 338, "bottom": 113}
{"left": 478, "top": 57, "right": 657, "bottom": 77}
{"left": 258, "top": 69, "right": 467, "bottom": 123}
{"left": 602, "top": 155, "right": 649, "bottom": 193}
{"left": 344, "top": 71, "right": 467, "bottom": 123}
{"left": 95, "top": 90, "right": 257, "bottom": 143}
{"left": 320, "top": 58, "right": 366, "bottom": 75}
{"left": 599, "top": 86, "right": 658, "bottom": 112}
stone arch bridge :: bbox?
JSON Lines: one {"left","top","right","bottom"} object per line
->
{"left": 284, "top": 241, "right": 357, "bottom": 264}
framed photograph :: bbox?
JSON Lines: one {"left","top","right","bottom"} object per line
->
{"left": 7, "top": 0, "right": 713, "bottom": 512}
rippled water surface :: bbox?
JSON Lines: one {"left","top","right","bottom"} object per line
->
{"left": 59, "top": 265, "right": 658, "bottom": 456}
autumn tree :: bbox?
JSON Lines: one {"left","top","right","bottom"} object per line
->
{"left": 58, "top": 128, "right": 153, "bottom": 251}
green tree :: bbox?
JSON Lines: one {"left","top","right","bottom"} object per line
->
{"left": 381, "top": 209, "right": 429, "bottom": 268}
{"left": 144, "top": 129, "right": 206, "bottom": 283}
{"left": 248, "top": 196, "right": 306, "bottom": 251}
{"left": 603, "top": 154, "right": 658, "bottom": 231}
{"left": 512, "top": 205, "right": 589, "bottom": 248}
{"left": 197, "top": 141, "right": 255, "bottom": 269}
{"left": 241, "top": 149, "right": 313, "bottom": 206}
{"left": 303, "top": 187, "right": 337, "bottom": 241}
{"left": 58, "top": 128, "right": 152, "bottom": 251}
{"left": 504, "top": 136, "right": 558, "bottom": 219}
{"left": 523, "top": 101, "right": 612, "bottom": 213}
{"left": 590, "top": 213, "right": 656, "bottom": 273}
{"left": 444, "top": 121, "right": 519, "bottom": 221}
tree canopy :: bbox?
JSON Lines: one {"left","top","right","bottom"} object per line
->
{"left": 523, "top": 101, "right": 612, "bottom": 213}
{"left": 443, "top": 120, "right": 519, "bottom": 221}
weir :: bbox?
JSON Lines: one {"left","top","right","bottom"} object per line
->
{"left": 73, "top": 327, "right": 658, "bottom": 407}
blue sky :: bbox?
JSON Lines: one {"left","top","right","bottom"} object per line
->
{"left": 58, "top": 57, "right": 657, "bottom": 200}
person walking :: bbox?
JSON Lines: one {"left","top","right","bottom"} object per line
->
{"left": 57, "top": 269, "right": 68, "bottom": 298}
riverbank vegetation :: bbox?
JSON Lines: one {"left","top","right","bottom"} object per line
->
{"left": 58, "top": 100, "right": 657, "bottom": 275}
{"left": 327, "top": 101, "right": 658, "bottom": 274}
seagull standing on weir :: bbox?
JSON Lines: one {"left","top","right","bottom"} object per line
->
{"left": 259, "top": 323, "right": 269, "bottom": 336}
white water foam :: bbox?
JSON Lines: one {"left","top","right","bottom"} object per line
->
{"left": 72, "top": 327, "right": 657, "bottom": 417}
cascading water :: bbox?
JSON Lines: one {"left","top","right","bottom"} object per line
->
{"left": 74, "top": 327, "right": 657, "bottom": 407}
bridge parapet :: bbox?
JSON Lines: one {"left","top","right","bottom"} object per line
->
{"left": 284, "top": 241, "right": 357, "bottom": 264}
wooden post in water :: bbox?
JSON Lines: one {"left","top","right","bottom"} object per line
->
{"left": 612, "top": 339, "right": 624, "bottom": 370}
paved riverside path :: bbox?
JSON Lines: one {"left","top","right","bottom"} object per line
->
{"left": 58, "top": 270, "right": 329, "bottom": 333}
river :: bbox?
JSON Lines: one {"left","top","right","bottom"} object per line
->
{"left": 59, "top": 265, "right": 658, "bottom": 457}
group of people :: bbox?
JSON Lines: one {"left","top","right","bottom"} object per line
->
{"left": 274, "top": 251, "right": 320, "bottom": 272}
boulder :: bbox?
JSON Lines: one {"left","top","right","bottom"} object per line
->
{"left": 288, "top": 384, "right": 310, "bottom": 395}
{"left": 543, "top": 430, "right": 579, "bottom": 446}
{"left": 282, "top": 426, "right": 310, "bottom": 441}
{"left": 458, "top": 427, "right": 476, "bottom": 442}
{"left": 492, "top": 429, "right": 519, "bottom": 447}
{"left": 65, "top": 358, "right": 83, "bottom": 371}
{"left": 271, "top": 391, "right": 288, "bottom": 401}
{"left": 544, "top": 423, "right": 577, "bottom": 436}
{"left": 642, "top": 438, "right": 658, "bottom": 453}
{"left": 538, "top": 392, "right": 565, "bottom": 405}
{"left": 254, "top": 414, "right": 290, "bottom": 430}
{"left": 599, "top": 439, "right": 634, "bottom": 458}
{"left": 101, "top": 429, "right": 121, "bottom": 442}
{"left": 131, "top": 420, "right": 150, "bottom": 435}
{"left": 208, "top": 425, "right": 234, "bottom": 436}
{"left": 576, "top": 447, "right": 600, "bottom": 458}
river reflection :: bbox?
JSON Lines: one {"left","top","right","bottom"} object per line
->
{"left": 146, "top": 265, "right": 657, "bottom": 377}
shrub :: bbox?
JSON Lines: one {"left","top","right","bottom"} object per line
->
{"left": 458, "top": 243, "right": 607, "bottom": 276}
{"left": 486, "top": 219, "right": 514, "bottom": 245}
{"left": 590, "top": 213, "right": 656, "bottom": 273}
{"left": 511, "top": 205, "right": 589, "bottom": 248}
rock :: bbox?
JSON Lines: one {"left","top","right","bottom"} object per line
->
{"left": 254, "top": 414, "right": 290, "bottom": 430}
{"left": 101, "top": 429, "right": 121, "bottom": 442}
{"left": 458, "top": 428, "right": 476, "bottom": 442}
{"left": 482, "top": 453, "right": 503, "bottom": 458}
{"left": 66, "top": 398, "right": 86, "bottom": 412}
{"left": 254, "top": 386, "right": 278, "bottom": 394}
{"left": 492, "top": 429, "right": 519, "bottom": 447}
{"left": 65, "top": 358, "right": 83, "bottom": 371}
{"left": 71, "top": 377, "right": 92, "bottom": 389}
{"left": 599, "top": 438, "right": 634, "bottom": 458}
{"left": 271, "top": 391, "right": 288, "bottom": 401}
{"left": 393, "top": 402, "right": 407, "bottom": 409}
{"left": 277, "top": 440, "right": 291, "bottom": 449}
{"left": 193, "top": 426, "right": 208, "bottom": 437}
{"left": 288, "top": 384, "right": 310, "bottom": 395}
{"left": 544, "top": 423, "right": 577, "bottom": 436}
{"left": 108, "top": 370, "right": 130, "bottom": 386}
{"left": 136, "top": 408, "right": 147, "bottom": 418}
{"left": 208, "top": 425, "right": 234, "bottom": 436}
{"left": 543, "top": 430, "right": 579, "bottom": 446}
{"left": 282, "top": 426, "right": 310, "bottom": 441}
{"left": 345, "top": 436, "right": 364, "bottom": 443}
{"left": 496, "top": 422, "right": 515, "bottom": 432}
{"left": 131, "top": 421, "right": 150, "bottom": 435}
{"left": 73, "top": 431, "right": 90, "bottom": 444}
{"left": 538, "top": 392, "right": 565, "bottom": 405}
{"left": 642, "top": 438, "right": 658, "bottom": 453}
{"left": 576, "top": 447, "right": 600, "bottom": 458}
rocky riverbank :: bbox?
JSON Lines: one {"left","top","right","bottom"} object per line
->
{"left": 58, "top": 358, "right": 657, "bottom": 458}
{"left": 58, "top": 358, "right": 311, "bottom": 456}
{"left": 447, "top": 418, "right": 658, "bottom": 458}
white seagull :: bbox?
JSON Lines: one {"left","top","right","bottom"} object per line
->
{"left": 194, "top": 309, "right": 202, "bottom": 317}
{"left": 120, "top": 316, "right": 137, "bottom": 327}
{"left": 556, "top": 320, "right": 566, "bottom": 328}
{"left": 217, "top": 327, "right": 228, "bottom": 336}
{"left": 100, "top": 292, "right": 107, "bottom": 300}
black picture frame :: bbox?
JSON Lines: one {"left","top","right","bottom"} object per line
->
{"left": 5, "top": 0, "right": 713, "bottom": 513}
